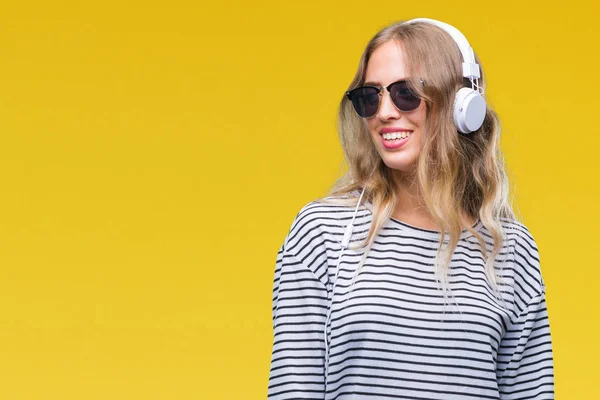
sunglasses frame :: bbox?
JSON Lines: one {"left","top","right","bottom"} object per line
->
{"left": 346, "top": 78, "right": 425, "bottom": 118}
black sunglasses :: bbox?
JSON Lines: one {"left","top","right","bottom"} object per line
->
{"left": 346, "top": 79, "right": 424, "bottom": 118}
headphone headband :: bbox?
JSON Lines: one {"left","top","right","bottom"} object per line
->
{"left": 403, "top": 18, "right": 481, "bottom": 80}
{"left": 402, "top": 18, "right": 487, "bottom": 134}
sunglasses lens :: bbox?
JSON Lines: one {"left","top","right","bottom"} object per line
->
{"left": 389, "top": 81, "right": 421, "bottom": 111}
{"left": 349, "top": 87, "right": 380, "bottom": 118}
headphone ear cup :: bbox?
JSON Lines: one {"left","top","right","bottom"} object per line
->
{"left": 453, "top": 87, "right": 487, "bottom": 134}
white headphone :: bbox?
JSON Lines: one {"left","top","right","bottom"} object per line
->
{"left": 403, "top": 18, "right": 487, "bottom": 134}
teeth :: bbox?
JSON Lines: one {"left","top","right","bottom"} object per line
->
{"left": 382, "top": 132, "right": 411, "bottom": 140}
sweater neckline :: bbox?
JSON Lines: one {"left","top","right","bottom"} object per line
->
{"left": 386, "top": 215, "right": 483, "bottom": 240}
{"left": 358, "top": 196, "right": 482, "bottom": 240}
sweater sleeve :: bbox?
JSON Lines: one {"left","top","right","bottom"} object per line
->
{"left": 267, "top": 245, "right": 328, "bottom": 399}
{"left": 497, "top": 290, "right": 554, "bottom": 399}
{"left": 496, "top": 228, "right": 555, "bottom": 399}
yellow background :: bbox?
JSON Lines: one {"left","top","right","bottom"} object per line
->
{"left": 0, "top": 0, "right": 597, "bottom": 398}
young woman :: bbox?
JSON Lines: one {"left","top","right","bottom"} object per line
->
{"left": 267, "top": 18, "right": 554, "bottom": 399}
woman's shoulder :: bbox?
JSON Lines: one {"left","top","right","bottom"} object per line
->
{"left": 498, "top": 217, "right": 536, "bottom": 243}
{"left": 295, "top": 194, "right": 363, "bottom": 220}
{"left": 495, "top": 217, "right": 545, "bottom": 298}
{"left": 282, "top": 194, "right": 368, "bottom": 250}
{"left": 497, "top": 218, "right": 540, "bottom": 264}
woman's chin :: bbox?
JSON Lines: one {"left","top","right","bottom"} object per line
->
{"left": 380, "top": 154, "right": 419, "bottom": 174}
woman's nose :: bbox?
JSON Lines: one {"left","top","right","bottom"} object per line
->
{"left": 377, "top": 90, "right": 401, "bottom": 120}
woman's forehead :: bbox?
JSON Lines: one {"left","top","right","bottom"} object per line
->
{"left": 365, "top": 40, "right": 410, "bottom": 84}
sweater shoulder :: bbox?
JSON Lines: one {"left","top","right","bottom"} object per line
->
{"left": 276, "top": 196, "right": 368, "bottom": 289}
{"left": 284, "top": 196, "right": 369, "bottom": 251}
{"left": 496, "top": 218, "right": 545, "bottom": 307}
{"left": 499, "top": 218, "right": 540, "bottom": 270}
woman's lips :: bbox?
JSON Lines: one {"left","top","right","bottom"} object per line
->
{"left": 380, "top": 131, "right": 412, "bottom": 149}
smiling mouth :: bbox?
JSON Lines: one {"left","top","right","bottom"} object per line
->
{"left": 381, "top": 131, "right": 412, "bottom": 141}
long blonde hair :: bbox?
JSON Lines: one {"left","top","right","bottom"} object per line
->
{"left": 320, "top": 20, "right": 515, "bottom": 293}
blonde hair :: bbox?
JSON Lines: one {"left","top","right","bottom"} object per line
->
{"left": 320, "top": 20, "right": 515, "bottom": 294}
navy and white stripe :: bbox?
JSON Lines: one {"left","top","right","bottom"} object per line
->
{"left": 267, "top": 199, "right": 554, "bottom": 399}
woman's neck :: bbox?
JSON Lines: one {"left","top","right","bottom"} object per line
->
{"left": 391, "top": 171, "right": 476, "bottom": 231}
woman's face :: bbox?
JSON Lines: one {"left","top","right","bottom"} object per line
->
{"left": 364, "top": 40, "right": 427, "bottom": 175}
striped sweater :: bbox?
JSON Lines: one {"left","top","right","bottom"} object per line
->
{"left": 267, "top": 199, "right": 554, "bottom": 399}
